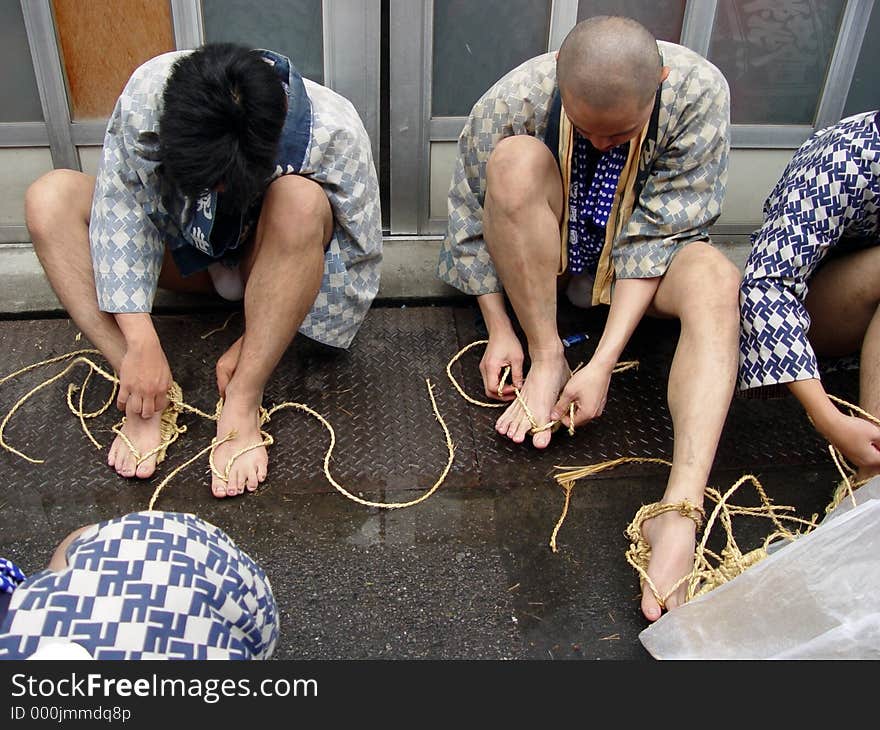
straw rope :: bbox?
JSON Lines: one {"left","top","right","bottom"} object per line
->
{"left": 446, "top": 339, "right": 638, "bottom": 436}
{"left": 0, "top": 347, "right": 455, "bottom": 514}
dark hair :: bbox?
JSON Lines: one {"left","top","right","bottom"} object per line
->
{"left": 159, "top": 43, "right": 287, "bottom": 207}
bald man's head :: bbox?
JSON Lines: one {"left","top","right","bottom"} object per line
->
{"left": 557, "top": 16, "right": 663, "bottom": 110}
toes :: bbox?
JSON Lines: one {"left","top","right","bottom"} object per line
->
{"left": 117, "top": 451, "right": 136, "bottom": 479}
{"left": 532, "top": 429, "right": 552, "bottom": 449}
{"left": 641, "top": 586, "right": 663, "bottom": 622}
{"left": 510, "top": 416, "right": 530, "bottom": 443}
{"left": 135, "top": 457, "right": 157, "bottom": 479}
{"left": 212, "top": 476, "right": 228, "bottom": 498}
{"left": 245, "top": 466, "right": 260, "bottom": 492}
{"left": 257, "top": 462, "right": 268, "bottom": 483}
{"left": 227, "top": 466, "right": 245, "bottom": 496}
{"left": 108, "top": 439, "right": 119, "bottom": 468}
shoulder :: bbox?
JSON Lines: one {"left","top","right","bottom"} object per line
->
{"left": 468, "top": 53, "right": 557, "bottom": 118}
{"left": 301, "top": 78, "right": 368, "bottom": 141}
{"left": 122, "top": 51, "right": 191, "bottom": 97}
{"left": 485, "top": 52, "right": 556, "bottom": 96}
{"left": 659, "top": 41, "right": 728, "bottom": 101}
{"left": 797, "top": 111, "right": 880, "bottom": 172}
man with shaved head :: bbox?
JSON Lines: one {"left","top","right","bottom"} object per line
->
{"left": 438, "top": 16, "right": 737, "bottom": 622}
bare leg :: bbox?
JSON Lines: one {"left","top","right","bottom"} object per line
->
{"left": 483, "top": 136, "right": 569, "bottom": 449}
{"left": 209, "top": 175, "right": 332, "bottom": 498}
{"left": 25, "top": 170, "right": 166, "bottom": 479}
{"left": 805, "top": 245, "right": 880, "bottom": 480}
{"left": 638, "top": 243, "right": 741, "bottom": 621}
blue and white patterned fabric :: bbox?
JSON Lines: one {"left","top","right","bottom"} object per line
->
{"left": 567, "top": 137, "right": 628, "bottom": 275}
{"left": 90, "top": 49, "right": 382, "bottom": 349}
{"left": 0, "top": 558, "right": 25, "bottom": 595}
{"left": 739, "top": 111, "right": 880, "bottom": 391}
{"left": 0, "top": 512, "right": 278, "bottom": 660}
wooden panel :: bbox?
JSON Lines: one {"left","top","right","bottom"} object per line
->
{"left": 52, "top": 0, "right": 175, "bottom": 120}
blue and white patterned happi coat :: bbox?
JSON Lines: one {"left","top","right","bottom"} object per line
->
{"left": 739, "top": 111, "right": 880, "bottom": 391}
{"left": 90, "top": 50, "right": 382, "bottom": 350}
{"left": 438, "top": 41, "right": 730, "bottom": 296}
{"left": 0, "top": 512, "right": 278, "bottom": 660}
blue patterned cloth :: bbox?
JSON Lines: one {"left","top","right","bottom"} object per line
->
{"left": 0, "top": 558, "right": 25, "bottom": 595}
{"left": 0, "top": 512, "right": 278, "bottom": 660}
{"left": 739, "top": 111, "right": 880, "bottom": 390}
{"left": 567, "top": 137, "right": 628, "bottom": 275}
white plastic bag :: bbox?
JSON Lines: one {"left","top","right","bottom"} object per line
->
{"left": 639, "top": 478, "right": 880, "bottom": 659}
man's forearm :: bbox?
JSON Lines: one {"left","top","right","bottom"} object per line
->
{"left": 592, "top": 277, "right": 661, "bottom": 370}
{"left": 114, "top": 312, "right": 160, "bottom": 349}
{"left": 476, "top": 292, "right": 514, "bottom": 336}
{"left": 787, "top": 378, "right": 839, "bottom": 432}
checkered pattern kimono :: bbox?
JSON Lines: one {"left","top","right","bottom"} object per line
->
{"left": 0, "top": 512, "right": 277, "bottom": 660}
{"left": 437, "top": 41, "right": 730, "bottom": 304}
{"left": 739, "top": 111, "right": 880, "bottom": 391}
{"left": 90, "top": 50, "right": 382, "bottom": 349}
{"left": 437, "top": 41, "right": 730, "bottom": 303}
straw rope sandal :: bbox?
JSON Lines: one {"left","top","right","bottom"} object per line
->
{"left": 624, "top": 499, "right": 706, "bottom": 610}
{"left": 207, "top": 400, "right": 274, "bottom": 486}
{"left": 110, "top": 381, "right": 188, "bottom": 469}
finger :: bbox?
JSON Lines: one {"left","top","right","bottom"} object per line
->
{"left": 550, "top": 392, "right": 572, "bottom": 422}
{"left": 496, "top": 385, "right": 517, "bottom": 400}
{"left": 483, "top": 366, "right": 504, "bottom": 400}
{"left": 140, "top": 395, "right": 155, "bottom": 419}
{"left": 127, "top": 394, "right": 143, "bottom": 417}
{"left": 510, "top": 360, "right": 524, "bottom": 389}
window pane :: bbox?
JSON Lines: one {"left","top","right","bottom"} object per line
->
{"left": 432, "top": 0, "right": 551, "bottom": 117}
{"left": 203, "top": 0, "right": 324, "bottom": 84}
{"left": 576, "top": 0, "right": 685, "bottom": 43}
{"left": 0, "top": 2, "right": 44, "bottom": 122}
{"left": 708, "top": 0, "right": 846, "bottom": 125}
{"left": 843, "top": 3, "right": 879, "bottom": 118}
{"left": 53, "top": 0, "right": 175, "bottom": 121}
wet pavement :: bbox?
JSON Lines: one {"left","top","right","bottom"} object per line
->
{"left": 0, "top": 301, "right": 857, "bottom": 659}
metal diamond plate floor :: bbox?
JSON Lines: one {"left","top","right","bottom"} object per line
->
{"left": 0, "top": 303, "right": 856, "bottom": 659}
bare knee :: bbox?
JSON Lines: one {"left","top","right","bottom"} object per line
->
{"left": 672, "top": 243, "right": 742, "bottom": 325}
{"left": 485, "top": 136, "right": 561, "bottom": 219}
{"left": 25, "top": 169, "right": 94, "bottom": 245}
{"left": 260, "top": 175, "right": 333, "bottom": 252}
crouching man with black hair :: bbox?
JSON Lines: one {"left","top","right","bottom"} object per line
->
{"left": 25, "top": 44, "right": 382, "bottom": 499}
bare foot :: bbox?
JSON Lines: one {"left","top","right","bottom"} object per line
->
{"left": 107, "top": 401, "right": 163, "bottom": 479}
{"left": 495, "top": 355, "right": 570, "bottom": 448}
{"left": 211, "top": 393, "right": 268, "bottom": 498}
{"left": 639, "top": 508, "right": 698, "bottom": 622}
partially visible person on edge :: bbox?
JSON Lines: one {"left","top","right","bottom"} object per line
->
{"left": 437, "top": 16, "right": 739, "bottom": 621}
{"left": 739, "top": 110, "right": 880, "bottom": 484}
{"left": 0, "top": 511, "right": 277, "bottom": 659}
{"left": 25, "top": 43, "right": 382, "bottom": 500}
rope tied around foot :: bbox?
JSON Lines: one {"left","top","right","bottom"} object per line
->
{"left": 0, "top": 347, "right": 456, "bottom": 515}
{"left": 446, "top": 339, "right": 638, "bottom": 436}
{"left": 0, "top": 351, "right": 191, "bottom": 468}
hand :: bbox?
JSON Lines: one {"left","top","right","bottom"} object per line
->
{"left": 550, "top": 359, "right": 614, "bottom": 428}
{"left": 479, "top": 330, "right": 524, "bottom": 401}
{"left": 819, "top": 410, "right": 880, "bottom": 471}
{"left": 117, "top": 338, "right": 172, "bottom": 418}
{"left": 216, "top": 336, "right": 243, "bottom": 398}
